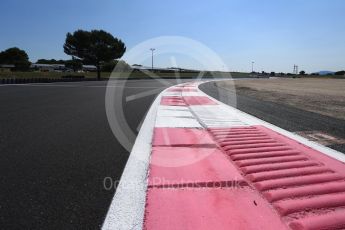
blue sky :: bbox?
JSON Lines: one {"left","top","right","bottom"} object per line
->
{"left": 1, "top": 0, "right": 344, "bottom": 72}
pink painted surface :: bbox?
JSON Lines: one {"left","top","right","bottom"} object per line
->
{"left": 209, "top": 125, "right": 345, "bottom": 228}
{"left": 289, "top": 209, "right": 345, "bottom": 230}
{"left": 160, "top": 96, "right": 186, "bottom": 106}
{"left": 236, "top": 155, "right": 308, "bottom": 167}
{"left": 183, "top": 96, "right": 217, "bottom": 105}
{"left": 254, "top": 125, "right": 345, "bottom": 175}
{"left": 152, "top": 128, "right": 215, "bottom": 147}
{"left": 144, "top": 187, "right": 288, "bottom": 230}
{"left": 247, "top": 166, "right": 331, "bottom": 182}
{"left": 144, "top": 84, "right": 345, "bottom": 229}
{"left": 274, "top": 192, "right": 345, "bottom": 216}
{"left": 148, "top": 147, "right": 244, "bottom": 186}
{"left": 264, "top": 181, "right": 345, "bottom": 202}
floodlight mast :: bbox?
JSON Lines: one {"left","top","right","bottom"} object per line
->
{"left": 150, "top": 48, "right": 155, "bottom": 70}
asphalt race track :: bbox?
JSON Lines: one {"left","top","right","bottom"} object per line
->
{"left": 0, "top": 79, "right": 189, "bottom": 229}
{"left": 2, "top": 78, "right": 344, "bottom": 229}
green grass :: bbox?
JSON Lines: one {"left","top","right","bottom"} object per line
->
{"left": 0, "top": 71, "right": 106, "bottom": 79}
{"left": 0, "top": 71, "right": 249, "bottom": 79}
{"left": 3, "top": 71, "right": 341, "bottom": 80}
{"left": 228, "top": 72, "right": 251, "bottom": 78}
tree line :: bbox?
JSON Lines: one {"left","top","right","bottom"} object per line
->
{"left": 0, "top": 29, "right": 127, "bottom": 79}
{"left": 35, "top": 58, "right": 131, "bottom": 73}
{"left": 0, "top": 47, "right": 31, "bottom": 71}
{"left": 1, "top": 29, "right": 345, "bottom": 78}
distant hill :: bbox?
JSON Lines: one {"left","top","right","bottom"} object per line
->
{"left": 315, "top": 71, "right": 335, "bottom": 75}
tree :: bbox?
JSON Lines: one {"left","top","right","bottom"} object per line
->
{"left": 270, "top": 72, "right": 275, "bottom": 76}
{"left": 299, "top": 70, "right": 306, "bottom": 75}
{"left": 0, "top": 47, "right": 30, "bottom": 71}
{"left": 65, "top": 58, "right": 83, "bottom": 72}
{"left": 335, "top": 70, "right": 345, "bottom": 75}
{"left": 37, "top": 59, "right": 65, "bottom": 64}
{"left": 101, "top": 60, "right": 132, "bottom": 72}
{"left": 63, "top": 30, "right": 126, "bottom": 80}
{"left": 101, "top": 60, "right": 116, "bottom": 72}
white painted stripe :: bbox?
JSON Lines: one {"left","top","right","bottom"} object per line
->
{"left": 200, "top": 118, "right": 243, "bottom": 121}
{"left": 102, "top": 89, "right": 163, "bottom": 230}
{"left": 189, "top": 104, "right": 248, "bottom": 128}
{"left": 158, "top": 105, "right": 189, "bottom": 111}
{"left": 102, "top": 81, "right": 201, "bottom": 230}
{"left": 179, "top": 92, "right": 205, "bottom": 96}
{"left": 190, "top": 105, "right": 238, "bottom": 118}
{"left": 157, "top": 108, "right": 193, "bottom": 117}
{"left": 155, "top": 116, "right": 202, "bottom": 128}
{"left": 203, "top": 122, "right": 248, "bottom": 128}
{"left": 161, "top": 92, "right": 181, "bottom": 96}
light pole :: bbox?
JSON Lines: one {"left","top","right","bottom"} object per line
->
{"left": 251, "top": 61, "right": 254, "bottom": 73}
{"left": 150, "top": 48, "right": 155, "bottom": 70}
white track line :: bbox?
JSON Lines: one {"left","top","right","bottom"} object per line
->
{"left": 102, "top": 88, "right": 165, "bottom": 230}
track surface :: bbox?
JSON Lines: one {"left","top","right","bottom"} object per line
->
{"left": 200, "top": 81, "right": 345, "bottom": 153}
{"left": 2, "top": 79, "right": 343, "bottom": 229}
{"left": 0, "top": 79, "right": 188, "bottom": 229}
